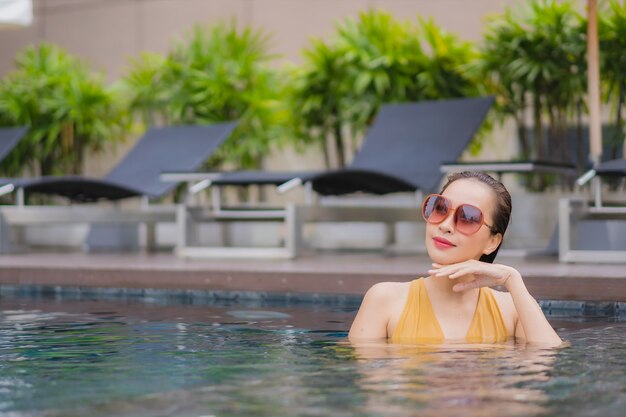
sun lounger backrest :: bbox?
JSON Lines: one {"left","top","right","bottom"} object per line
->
{"left": 596, "top": 158, "right": 626, "bottom": 177}
{"left": 350, "top": 97, "right": 494, "bottom": 193}
{"left": 105, "top": 122, "right": 237, "bottom": 198}
{"left": 0, "top": 127, "right": 27, "bottom": 161}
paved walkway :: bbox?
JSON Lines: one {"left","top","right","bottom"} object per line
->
{"left": 0, "top": 252, "right": 624, "bottom": 301}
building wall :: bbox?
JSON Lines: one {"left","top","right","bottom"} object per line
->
{"left": 1, "top": 0, "right": 519, "bottom": 79}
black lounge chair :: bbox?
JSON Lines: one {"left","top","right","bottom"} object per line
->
{"left": 0, "top": 123, "right": 237, "bottom": 202}
{"left": 175, "top": 97, "right": 494, "bottom": 258}
{"left": 440, "top": 160, "right": 577, "bottom": 184}
{"left": 204, "top": 96, "right": 494, "bottom": 198}
{"left": 0, "top": 122, "right": 237, "bottom": 253}
{"left": 593, "top": 158, "right": 626, "bottom": 177}
{"left": 559, "top": 157, "right": 626, "bottom": 263}
{"left": 0, "top": 126, "right": 28, "bottom": 163}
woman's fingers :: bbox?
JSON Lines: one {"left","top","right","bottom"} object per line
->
{"left": 428, "top": 261, "right": 514, "bottom": 293}
{"left": 429, "top": 261, "right": 499, "bottom": 282}
{"left": 429, "top": 264, "right": 463, "bottom": 276}
{"left": 446, "top": 266, "right": 468, "bottom": 278}
{"left": 443, "top": 265, "right": 476, "bottom": 279}
{"left": 448, "top": 269, "right": 472, "bottom": 279}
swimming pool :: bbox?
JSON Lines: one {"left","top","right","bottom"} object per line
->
{"left": 0, "top": 286, "right": 624, "bottom": 417}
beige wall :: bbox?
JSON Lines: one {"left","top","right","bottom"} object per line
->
{"left": 1, "top": 0, "right": 519, "bottom": 80}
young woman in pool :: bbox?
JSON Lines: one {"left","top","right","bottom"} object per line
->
{"left": 348, "top": 171, "right": 562, "bottom": 346}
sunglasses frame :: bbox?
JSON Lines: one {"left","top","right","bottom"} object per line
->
{"left": 421, "top": 194, "right": 497, "bottom": 235}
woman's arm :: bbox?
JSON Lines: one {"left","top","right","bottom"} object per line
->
{"left": 430, "top": 261, "right": 563, "bottom": 347}
{"left": 348, "top": 283, "right": 393, "bottom": 340}
{"left": 504, "top": 270, "right": 561, "bottom": 346}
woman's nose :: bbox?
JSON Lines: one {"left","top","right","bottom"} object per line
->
{"left": 438, "top": 212, "right": 455, "bottom": 233}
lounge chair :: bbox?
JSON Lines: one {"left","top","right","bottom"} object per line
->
{"left": 440, "top": 160, "right": 577, "bottom": 183}
{"left": 0, "top": 126, "right": 27, "bottom": 162}
{"left": 0, "top": 126, "right": 27, "bottom": 196}
{"left": 0, "top": 122, "right": 237, "bottom": 253}
{"left": 559, "top": 158, "right": 626, "bottom": 263}
{"left": 169, "top": 97, "right": 494, "bottom": 258}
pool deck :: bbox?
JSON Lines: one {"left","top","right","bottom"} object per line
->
{"left": 0, "top": 252, "right": 624, "bottom": 302}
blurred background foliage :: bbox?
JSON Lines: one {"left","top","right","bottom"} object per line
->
{"left": 0, "top": 43, "right": 126, "bottom": 176}
{"left": 0, "top": 1, "right": 625, "bottom": 184}
{"left": 291, "top": 11, "right": 481, "bottom": 168}
{"left": 120, "top": 22, "right": 288, "bottom": 170}
{"left": 600, "top": 0, "right": 626, "bottom": 160}
{"left": 482, "top": 1, "right": 587, "bottom": 159}
{"left": 476, "top": 0, "right": 589, "bottom": 190}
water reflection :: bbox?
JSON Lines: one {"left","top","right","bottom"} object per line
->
{"left": 344, "top": 339, "right": 560, "bottom": 417}
{"left": 1, "top": 295, "right": 624, "bottom": 417}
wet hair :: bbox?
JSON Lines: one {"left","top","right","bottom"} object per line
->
{"left": 440, "top": 171, "right": 512, "bottom": 263}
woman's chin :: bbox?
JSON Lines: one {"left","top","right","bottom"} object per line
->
{"left": 426, "top": 246, "right": 465, "bottom": 265}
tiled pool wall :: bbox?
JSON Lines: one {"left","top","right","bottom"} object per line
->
{"left": 0, "top": 285, "right": 624, "bottom": 317}
{"left": 0, "top": 285, "right": 362, "bottom": 308}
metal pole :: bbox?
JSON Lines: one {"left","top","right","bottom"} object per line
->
{"left": 587, "top": 0, "right": 602, "bottom": 167}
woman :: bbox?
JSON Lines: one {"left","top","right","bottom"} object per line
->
{"left": 348, "top": 171, "right": 562, "bottom": 346}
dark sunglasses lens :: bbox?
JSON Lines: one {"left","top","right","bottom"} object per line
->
{"left": 423, "top": 195, "right": 449, "bottom": 223}
{"left": 456, "top": 204, "right": 483, "bottom": 234}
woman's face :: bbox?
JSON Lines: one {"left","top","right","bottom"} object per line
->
{"left": 424, "top": 179, "right": 502, "bottom": 265}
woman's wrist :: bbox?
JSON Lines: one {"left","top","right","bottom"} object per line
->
{"left": 501, "top": 266, "right": 523, "bottom": 292}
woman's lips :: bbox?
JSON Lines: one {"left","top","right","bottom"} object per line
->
{"left": 433, "top": 237, "right": 456, "bottom": 249}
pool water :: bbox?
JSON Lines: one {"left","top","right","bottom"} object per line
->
{"left": 0, "top": 290, "right": 624, "bottom": 417}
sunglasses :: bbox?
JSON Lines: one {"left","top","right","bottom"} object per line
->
{"left": 421, "top": 194, "right": 496, "bottom": 235}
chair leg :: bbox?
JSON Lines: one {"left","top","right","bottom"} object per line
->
{"left": 0, "top": 213, "right": 12, "bottom": 254}
{"left": 558, "top": 198, "right": 571, "bottom": 262}
{"left": 144, "top": 223, "right": 157, "bottom": 252}
{"left": 384, "top": 222, "right": 396, "bottom": 248}
{"left": 559, "top": 198, "right": 583, "bottom": 263}
{"left": 285, "top": 204, "right": 302, "bottom": 258}
{"left": 176, "top": 204, "right": 190, "bottom": 252}
{"left": 217, "top": 222, "right": 230, "bottom": 247}
{"left": 13, "top": 226, "right": 25, "bottom": 251}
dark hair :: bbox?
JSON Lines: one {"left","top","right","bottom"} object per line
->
{"left": 440, "top": 171, "right": 512, "bottom": 263}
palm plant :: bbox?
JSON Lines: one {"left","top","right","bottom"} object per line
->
{"left": 118, "top": 52, "right": 170, "bottom": 127}
{"left": 121, "top": 23, "right": 287, "bottom": 170}
{"left": 600, "top": 0, "right": 626, "bottom": 159}
{"left": 476, "top": 10, "right": 531, "bottom": 159}
{"left": 523, "top": 0, "right": 586, "bottom": 167}
{"left": 289, "top": 40, "right": 351, "bottom": 168}
{"left": 417, "top": 18, "right": 480, "bottom": 100}
{"left": 336, "top": 11, "right": 427, "bottom": 132}
{"left": 291, "top": 10, "right": 480, "bottom": 168}
{"left": 478, "top": 0, "right": 587, "bottom": 178}
{"left": 0, "top": 43, "right": 125, "bottom": 176}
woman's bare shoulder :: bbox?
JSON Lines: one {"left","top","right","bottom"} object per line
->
{"left": 362, "top": 281, "right": 411, "bottom": 303}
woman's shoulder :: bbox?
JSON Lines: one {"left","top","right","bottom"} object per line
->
{"left": 363, "top": 280, "right": 416, "bottom": 307}
{"left": 363, "top": 280, "right": 414, "bottom": 303}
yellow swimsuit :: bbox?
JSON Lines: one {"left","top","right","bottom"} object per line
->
{"left": 391, "top": 278, "right": 508, "bottom": 343}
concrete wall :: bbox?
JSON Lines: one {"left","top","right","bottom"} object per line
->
{"left": 1, "top": 0, "right": 519, "bottom": 80}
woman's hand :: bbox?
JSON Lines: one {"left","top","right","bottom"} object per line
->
{"left": 428, "top": 260, "right": 520, "bottom": 292}
{"left": 431, "top": 261, "right": 563, "bottom": 346}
